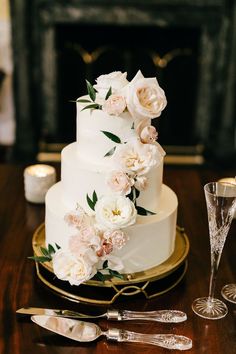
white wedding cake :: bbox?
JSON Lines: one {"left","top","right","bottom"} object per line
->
{"left": 45, "top": 71, "right": 178, "bottom": 286}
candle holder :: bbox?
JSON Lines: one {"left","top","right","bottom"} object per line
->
{"left": 24, "top": 164, "right": 56, "bottom": 204}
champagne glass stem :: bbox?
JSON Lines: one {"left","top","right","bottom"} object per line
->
{"left": 208, "top": 252, "right": 221, "bottom": 301}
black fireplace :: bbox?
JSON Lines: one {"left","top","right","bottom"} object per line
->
{"left": 10, "top": 0, "right": 236, "bottom": 165}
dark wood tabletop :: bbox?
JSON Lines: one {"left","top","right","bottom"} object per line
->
{"left": 0, "top": 163, "right": 235, "bottom": 354}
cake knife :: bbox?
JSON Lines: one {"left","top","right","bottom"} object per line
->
{"left": 16, "top": 307, "right": 187, "bottom": 323}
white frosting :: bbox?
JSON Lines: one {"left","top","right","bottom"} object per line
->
{"left": 76, "top": 97, "right": 136, "bottom": 164}
{"left": 61, "top": 142, "right": 163, "bottom": 213}
{"left": 45, "top": 183, "right": 178, "bottom": 273}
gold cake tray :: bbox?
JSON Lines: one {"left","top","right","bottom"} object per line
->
{"left": 32, "top": 224, "right": 190, "bottom": 305}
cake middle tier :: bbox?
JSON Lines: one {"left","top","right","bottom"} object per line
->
{"left": 61, "top": 142, "right": 163, "bottom": 213}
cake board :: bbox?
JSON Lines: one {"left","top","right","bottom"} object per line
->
{"left": 32, "top": 224, "right": 190, "bottom": 305}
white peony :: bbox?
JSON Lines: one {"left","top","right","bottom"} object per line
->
{"left": 113, "top": 138, "right": 162, "bottom": 175}
{"left": 94, "top": 71, "right": 129, "bottom": 99}
{"left": 52, "top": 249, "right": 96, "bottom": 286}
{"left": 95, "top": 195, "right": 137, "bottom": 230}
{"left": 125, "top": 70, "right": 167, "bottom": 121}
{"left": 102, "top": 94, "right": 126, "bottom": 116}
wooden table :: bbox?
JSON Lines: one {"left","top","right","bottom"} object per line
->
{"left": 0, "top": 163, "right": 235, "bottom": 353}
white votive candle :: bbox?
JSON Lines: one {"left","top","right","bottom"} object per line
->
{"left": 24, "top": 164, "right": 56, "bottom": 203}
{"left": 218, "top": 177, "right": 236, "bottom": 218}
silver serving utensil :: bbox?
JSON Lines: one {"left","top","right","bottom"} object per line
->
{"left": 31, "top": 315, "right": 192, "bottom": 350}
{"left": 16, "top": 307, "right": 187, "bottom": 323}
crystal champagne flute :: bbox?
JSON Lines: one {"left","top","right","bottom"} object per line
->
{"left": 221, "top": 177, "right": 236, "bottom": 304}
{"left": 192, "top": 182, "right": 236, "bottom": 319}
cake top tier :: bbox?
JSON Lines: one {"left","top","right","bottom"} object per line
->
{"left": 76, "top": 70, "right": 167, "bottom": 165}
{"left": 77, "top": 70, "right": 167, "bottom": 122}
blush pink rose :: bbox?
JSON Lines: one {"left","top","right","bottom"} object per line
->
{"left": 140, "top": 126, "right": 158, "bottom": 144}
{"left": 107, "top": 170, "right": 134, "bottom": 195}
{"left": 102, "top": 94, "right": 126, "bottom": 116}
{"left": 103, "top": 229, "right": 128, "bottom": 250}
{"left": 136, "top": 118, "right": 158, "bottom": 144}
{"left": 64, "top": 212, "right": 85, "bottom": 228}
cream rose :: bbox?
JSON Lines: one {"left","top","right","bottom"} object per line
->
{"left": 95, "top": 195, "right": 137, "bottom": 230}
{"left": 134, "top": 175, "right": 148, "bottom": 191}
{"left": 52, "top": 249, "right": 95, "bottom": 286}
{"left": 113, "top": 138, "right": 162, "bottom": 175}
{"left": 94, "top": 71, "right": 129, "bottom": 99}
{"left": 102, "top": 94, "right": 126, "bottom": 116}
{"left": 126, "top": 70, "right": 167, "bottom": 121}
{"left": 107, "top": 170, "right": 134, "bottom": 195}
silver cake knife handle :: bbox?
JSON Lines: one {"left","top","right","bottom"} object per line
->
{"left": 107, "top": 309, "right": 187, "bottom": 323}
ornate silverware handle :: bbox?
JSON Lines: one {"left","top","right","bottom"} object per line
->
{"left": 107, "top": 329, "right": 192, "bottom": 350}
{"left": 107, "top": 309, "right": 187, "bottom": 323}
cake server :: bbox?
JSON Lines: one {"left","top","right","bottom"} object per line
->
{"left": 17, "top": 307, "right": 187, "bottom": 323}
{"left": 31, "top": 315, "right": 192, "bottom": 350}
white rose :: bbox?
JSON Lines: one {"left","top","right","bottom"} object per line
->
{"left": 52, "top": 249, "right": 95, "bottom": 286}
{"left": 94, "top": 71, "right": 129, "bottom": 99}
{"left": 102, "top": 94, "right": 126, "bottom": 116}
{"left": 125, "top": 70, "right": 167, "bottom": 121}
{"left": 113, "top": 138, "right": 162, "bottom": 175}
{"left": 107, "top": 170, "right": 134, "bottom": 195}
{"left": 95, "top": 195, "right": 137, "bottom": 230}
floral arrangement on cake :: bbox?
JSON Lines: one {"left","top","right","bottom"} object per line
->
{"left": 30, "top": 71, "right": 167, "bottom": 286}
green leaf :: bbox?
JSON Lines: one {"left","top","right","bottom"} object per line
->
{"left": 40, "top": 247, "right": 50, "bottom": 257}
{"left": 136, "top": 206, "right": 156, "bottom": 216}
{"left": 76, "top": 98, "right": 92, "bottom": 103}
{"left": 28, "top": 256, "right": 51, "bottom": 263}
{"left": 86, "top": 193, "right": 95, "bottom": 211}
{"left": 86, "top": 80, "right": 96, "bottom": 101}
{"left": 92, "top": 190, "right": 98, "bottom": 205}
{"left": 108, "top": 269, "right": 124, "bottom": 279}
{"left": 94, "top": 271, "right": 106, "bottom": 282}
{"left": 55, "top": 243, "right": 61, "bottom": 250}
{"left": 104, "top": 146, "right": 116, "bottom": 157}
{"left": 105, "top": 87, "right": 112, "bottom": 100}
{"left": 48, "top": 244, "right": 56, "bottom": 255}
{"left": 101, "top": 131, "right": 121, "bottom": 144}
{"left": 81, "top": 103, "right": 100, "bottom": 111}
{"left": 103, "top": 260, "right": 108, "bottom": 269}
{"left": 134, "top": 188, "right": 140, "bottom": 199}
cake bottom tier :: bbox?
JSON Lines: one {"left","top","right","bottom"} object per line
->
{"left": 45, "top": 183, "right": 178, "bottom": 274}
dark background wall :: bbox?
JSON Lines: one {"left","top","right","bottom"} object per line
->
{"left": 10, "top": 0, "right": 236, "bottom": 166}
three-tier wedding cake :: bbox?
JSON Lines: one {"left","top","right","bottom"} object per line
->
{"left": 45, "top": 71, "right": 178, "bottom": 286}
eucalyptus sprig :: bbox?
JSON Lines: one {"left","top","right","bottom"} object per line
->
{"left": 28, "top": 243, "right": 60, "bottom": 263}
{"left": 76, "top": 82, "right": 113, "bottom": 112}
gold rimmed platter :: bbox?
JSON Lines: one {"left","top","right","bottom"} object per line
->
{"left": 32, "top": 224, "right": 189, "bottom": 304}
